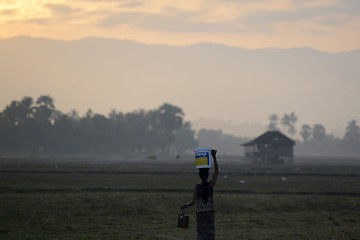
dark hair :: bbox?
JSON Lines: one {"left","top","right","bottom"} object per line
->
{"left": 198, "top": 168, "right": 210, "bottom": 203}
{"left": 199, "top": 168, "right": 209, "bottom": 182}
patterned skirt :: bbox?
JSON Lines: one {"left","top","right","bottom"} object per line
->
{"left": 196, "top": 211, "right": 215, "bottom": 240}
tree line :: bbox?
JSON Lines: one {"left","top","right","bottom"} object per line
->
{"left": 1, "top": 95, "right": 359, "bottom": 157}
{"left": 0, "top": 95, "right": 197, "bottom": 156}
{"left": 267, "top": 112, "right": 360, "bottom": 156}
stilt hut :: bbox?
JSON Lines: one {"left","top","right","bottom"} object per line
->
{"left": 242, "top": 131, "right": 295, "bottom": 164}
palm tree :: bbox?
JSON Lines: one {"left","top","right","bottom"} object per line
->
{"left": 267, "top": 114, "right": 279, "bottom": 131}
{"left": 281, "top": 112, "right": 297, "bottom": 136}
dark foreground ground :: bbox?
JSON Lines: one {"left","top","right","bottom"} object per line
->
{"left": 0, "top": 155, "right": 360, "bottom": 239}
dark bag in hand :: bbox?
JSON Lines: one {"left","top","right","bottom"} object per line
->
{"left": 177, "top": 213, "right": 189, "bottom": 228}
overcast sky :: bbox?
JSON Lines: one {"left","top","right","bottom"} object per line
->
{"left": 1, "top": 0, "right": 360, "bottom": 52}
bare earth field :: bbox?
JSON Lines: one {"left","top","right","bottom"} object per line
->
{"left": 0, "top": 155, "right": 360, "bottom": 239}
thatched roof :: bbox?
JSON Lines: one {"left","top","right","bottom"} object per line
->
{"left": 242, "top": 131, "right": 295, "bottom": 147}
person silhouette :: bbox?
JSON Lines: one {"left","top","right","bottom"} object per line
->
{"left": 180, "top": 149, "right": 218, "bottom": 240}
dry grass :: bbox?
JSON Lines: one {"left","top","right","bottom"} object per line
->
{"left": 0, "top": 156, "right": 360, "bottom": 239}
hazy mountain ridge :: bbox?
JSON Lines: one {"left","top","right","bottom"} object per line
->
{"left": 1, "top": 36, "right": 359, "bottom": 138}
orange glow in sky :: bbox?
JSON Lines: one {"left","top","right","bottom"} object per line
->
{"left": 1, "top": 0, "right": 359, "bottom": 52}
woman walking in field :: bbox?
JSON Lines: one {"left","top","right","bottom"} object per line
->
{"left": 180, "top": 149, "right": 218, "bottom": 240}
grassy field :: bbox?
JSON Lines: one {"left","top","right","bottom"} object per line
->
{"left": 1, "top": 156, "right": 360, "bottom": 239}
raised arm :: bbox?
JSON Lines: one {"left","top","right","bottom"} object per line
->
{"left": 180, "top": 185, "right": 198, "bottom": 210}
{"left": 211, "top": 149, "right": 218, "bottom": 188}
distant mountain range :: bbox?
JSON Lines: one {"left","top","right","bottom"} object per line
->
{"left": 1, "top": 36, "right": 359, "bottom": 137}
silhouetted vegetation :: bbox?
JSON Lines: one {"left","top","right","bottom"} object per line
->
{"left": 267, "top": 113, "right": 360, "bottom": 157}
{"left": 0, "top": 96, "right": 359, "bottom": 157}
{"left": 0, "top": 95, "right": 197, "bottom": 156}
